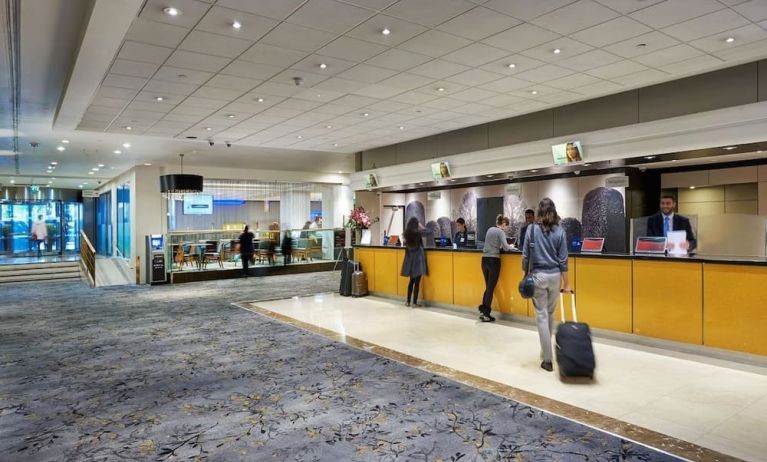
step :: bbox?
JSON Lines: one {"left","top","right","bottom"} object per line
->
{"left": 0, "top": 261, "right": 80, "bottom": 272}
{"left": 0, "top": 266, "right": 82, "bottom": 277}
{"left": 0, "top": 272, "right": 81, "bottom": 284}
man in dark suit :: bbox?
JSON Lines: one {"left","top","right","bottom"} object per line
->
{"left": 517, "top": 209, "right": 535, "bottom": 249}
{"left": 647, "top": 195, "right": 696, "bottom": 251}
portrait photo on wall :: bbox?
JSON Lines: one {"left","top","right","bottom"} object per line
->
{"left": 552, "top": 141, "right": 584, "bottom": 165}
{"left": 431, "top": 161, "right": 451, "bottom": 180}
{"left": 365, "top": 173, "right": 379, "bottom": 189}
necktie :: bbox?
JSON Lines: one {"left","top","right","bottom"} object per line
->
{"left": 663, "top": 216, "right": 670, "bottom": 237}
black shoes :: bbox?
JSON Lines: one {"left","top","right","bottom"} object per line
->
{"left": 541, "top": 361, "right": 553, "bottom": 372}
{"left": 479, "top": 314, "right": 495, "bottom": 322}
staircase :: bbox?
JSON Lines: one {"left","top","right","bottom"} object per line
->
{"left": 0, "top": 261, "right": 82, "bottom": 284}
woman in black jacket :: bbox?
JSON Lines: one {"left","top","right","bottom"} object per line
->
{"left": 401, "top": 217, "right": 427, "bottom": 307}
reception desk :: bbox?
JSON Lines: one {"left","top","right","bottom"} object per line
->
{"left": 354, "top": 246, "right": 767, "bottom": 357}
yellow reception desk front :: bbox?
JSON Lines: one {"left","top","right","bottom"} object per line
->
{"left": 353, "top": 246, "right": 767, "bottom": 357}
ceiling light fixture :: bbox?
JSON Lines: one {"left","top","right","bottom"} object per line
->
{"left": 113, "top": 150, "right": 122, "bottom": 154}
{"left": 155, "top": 96, "right": 165, "bottom": 102}
{"left": 161, "top": 153, "right": 203, "bottom": 196}
{"left": 232, "top": 20, "right": 242, "bottom": 29}
{"left": 362, "top": 113, "right": 369, "bottom": 117}
{"left": 530, "top": 90, "right": 538, "bottom": 95}
{"left": 92, "top": 168, "right": 99, "bottom": 172}
{"left": 97, "top": 164, "right": 105, "bottom": 168}
{"left": 226, "top": 114, "right": 236, "bottom": 119}
{"left": 125, "top": 126, "right": 132, "bottom": 130}
{"left": 725, "top": 37, "right": 735, "bottom": 43}
{"left": 46, "top": 170, "right": 53, "bottom": 173}
{"left": 689, "top": 186, "right": 696, "bottom": 190}
{"left": 88, "top": 171, "right": 94, "bottom": 175}
{"left": 50, "top": 161, "right": 58, "bottom": 166}
{"left": 724, "top": 146, "right": 737, "bottom": 150}
{"left": 553, "top": 48, "right": 561, "bottom": 54}
{"left": 56, "top": 146, "right": 65, "bottom": 151}
{"left": 256, "top": 97, "right": 264, "bottom": 102}
{"left": 163, "top": 7, "right": 180, "bottom": 16}
{"left": 531, "top": 169, "right": 538, "bottom": 173}
{"left": 144, "top": 163, "right": 152, "bottom": 166}
{"left": 326, "top": 125, "right": 332, "bottom": 129}
{"left": 297, "top": 135, "right": 303, "bottom": 139}
{"left": 122, "top": 142, "right": 131, "bottom": 148}
{"left": 333, "top": 143, "right": 338, "bottom": 147}
{"left": 61, "top": 139, "right": 69, "bottom": 144}
{"left": 319, "top": 63, "right": 327, "bottom": 69}
{"left": 10, "top": 179, "right": 15, "bottom": 184}
{"left": 645, "top": 156, "right": 656, "bottom": 160}
{"left": 399, "top": 126, "right": 404, "bottom": 130}
{"left": 437, "top": 87, "right": 445, "bottom": 92}
{"left": 507, "top": 63, "right": 516, "bottom": 69}
{"left": 382, "top": 28, "right": 391, "bottom": 35}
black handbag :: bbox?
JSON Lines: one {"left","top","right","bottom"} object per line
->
{"left": 518, "top": 224, "right": 536, "bottom": 299}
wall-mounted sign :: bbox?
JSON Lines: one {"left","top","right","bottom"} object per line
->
{"left": 552, "top": 141, "right": 584, "bottom": 165}
{"left": 504, "top": 183, "right": 521, "bottom": 195}
{"left": 605, "top": 176, "right": 629, "bottom": 188}
{"left": 427, "top": 191, "right": 441, "bottom": 200}
{"left": 82, "top": 190, "right": 99, "bottom": 198}
{"left": 431, "top": 161, "right": 451, "bottom": 179}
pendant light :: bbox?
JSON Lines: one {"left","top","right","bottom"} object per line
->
{"left": 160, "top": 153, "right": 203, "bottom": 195}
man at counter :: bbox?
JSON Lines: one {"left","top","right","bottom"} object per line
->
{"left": 518, "top": 209, "right": 535, "bottom": 250}
{"left": 454, "top": 218, "right": 467, "bottom": 248}
{"left": 479, "top": 215, "right": 513, "bottom": 322}
{"left": 647, "top": 195, "right": 696, "bottom": 251}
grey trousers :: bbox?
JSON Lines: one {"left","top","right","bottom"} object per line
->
{"left": 532, "top": 271, "right": 561, "bottom": 363}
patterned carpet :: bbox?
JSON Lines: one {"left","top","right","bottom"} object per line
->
{"left": 0, "top": 273, "right": 682, "bottom": 461}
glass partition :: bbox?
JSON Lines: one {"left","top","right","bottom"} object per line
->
{"left": 165, "top": 228, "right": 343, "bottom": 274}
{"left": 0, "top": 201, "right": 80, "bottom": 257}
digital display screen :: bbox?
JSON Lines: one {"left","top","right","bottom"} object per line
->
{"left": 552, "top": 141, "right": 584, "bottom": 165}
{"left": 431, "top": 161, "right": 451, "bottom": 179}
{"left": 183, "top": 195, "right": 213, "bottom": 215}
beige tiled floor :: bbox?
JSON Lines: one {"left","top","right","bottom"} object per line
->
{"left": 249, "top": 294, "right": 767, "bottom": 462}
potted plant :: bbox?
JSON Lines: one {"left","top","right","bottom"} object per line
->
{"left": 346, "top": 206, "right": 372, "bottom": 244}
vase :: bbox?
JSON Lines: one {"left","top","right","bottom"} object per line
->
{"left": 354, "top": 229, "right": 362, "bottom": 245}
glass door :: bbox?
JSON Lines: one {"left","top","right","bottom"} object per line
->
{"left": 63, "top": 203, "right": 82, "bottom": 253}
{"left": 29, "top": 202, "right": 62, "bottom": 255}
{"left": 1, "top": 203, "right": 11, "bottom": 254}
{"left": 96, "top": 191, "right": 112, "bottom": 256}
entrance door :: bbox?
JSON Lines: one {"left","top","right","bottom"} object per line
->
{"left": 96, "top": 191, "right": 112, "bottom": 256}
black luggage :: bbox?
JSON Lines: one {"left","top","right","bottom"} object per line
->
{"left": 555, "top": 293, "right": 595, "bottom": 379}
{"left": 339, "top": 260, "right": 354, "bottom": 296}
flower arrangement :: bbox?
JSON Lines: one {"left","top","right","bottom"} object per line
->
{"left": 347, "top": 206, "right": 372, "bottom": 229}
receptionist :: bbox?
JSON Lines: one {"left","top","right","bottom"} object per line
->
{"left": 454, "top": 218, "right": 468, "bottom": 248}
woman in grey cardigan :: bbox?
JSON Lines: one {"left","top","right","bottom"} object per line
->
{"left": 522, "top": 198, "right": 572, "bottom": 372}
{"left": 401, "top": 217, "right": 427, "bottom": 307}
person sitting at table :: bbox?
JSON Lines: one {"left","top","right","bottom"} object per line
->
{"left": 239, "top": 225, "right": 255, "bottom": 277}
{"left": 299, "top": 221, "right": 312, "bottom": 239}
{"left": 454, "top": 217, "right": 468, "bottom": 248}
{"left": 646, "top": 195, "right": 696, "bottom": 251}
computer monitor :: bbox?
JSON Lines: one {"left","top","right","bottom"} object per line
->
{"left": 435, "top": 236, "right": 452, "bottom": 248}
{"left": 466, "top": 231, "right": 477, "bottom": 248}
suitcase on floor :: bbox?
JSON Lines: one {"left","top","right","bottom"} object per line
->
{"left": 555, "top": 293, "right": 595, "bottom": 379}
{"left": 351, "top": 262, "right": 368, "bottom": 297}
{"left": 339, "top": 259, "right": 354, "bottom": 296}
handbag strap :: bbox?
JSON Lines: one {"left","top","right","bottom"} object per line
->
{"left": 525, "top": 224, "right": 535, "bottom": 274}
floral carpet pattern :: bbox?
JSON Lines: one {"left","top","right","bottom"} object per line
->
{"left": 0, "top": 273, "right": 682, "bottom": 461}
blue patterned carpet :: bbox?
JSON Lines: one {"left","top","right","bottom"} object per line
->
{"left": 0, "top": 274, "right": 683, "bottom": 461}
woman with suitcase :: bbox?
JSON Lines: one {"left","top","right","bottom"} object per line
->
{"left": 401, "top": 217, "right": 427, "bottom": 307}
{"left": 521, "top": 198, "right": 572, "bottom": 372}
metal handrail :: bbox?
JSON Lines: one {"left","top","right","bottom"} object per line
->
{"left": 79, "top": 230, "right": 96, "bottom": 287}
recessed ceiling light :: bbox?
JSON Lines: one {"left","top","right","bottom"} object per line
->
{"left": 507, "top": 63, "right": 516, "bottom": 69}
{"left": 553, "top": 48, "right": 561, "bottom": 54}
{"left": 316, "top": 94, "right": 322, "bottom": 98}
{"left": 226, "top": 114, "right": 236, "bottom": 119}
{"left": 163, "top": 7, "right": 180, "bottom": 16}
{"left": 122, "top": 142, "right": 131, "bottom": 148}
{"left": 113, "top": 150, "right": 122, "bottom": 154}
{"left": 319, "top": 63, "right": 327, "bottom": 69}
{"left": 177, "top": 74, "right": 187, "bottom": 79}
{"left": 144, "top": 163, "right": 152, "bottom": 166}
{"left": 724, "top": 146, "right": 737, "bottom": 150}
{"left": 56, "top": 146, "right": 65, "bottom": 151}
{"left": 10, "top": 179, "right": 15, "bottom": 184}
{"left": 50, "top": 161, "right": 58, "bottom": 166}
{"left": 584, "top": 163, "right": 591, "bottom": 166}
{"left": 83, "top": 182, "right": 88, "bottom": 185}
{"left": 125, "top": 126, "right": 132, "bottom": 130}
{"left": 337, "top": 170, "right": 343, "bottom": 174}
{"left": 97, "top": 164, "right": 105, "bottom": 167}
{"left": 326, "top": 125, "right": 333, "bottom": 129}
{"left": 297, "top": 135, "right": 303, "bottom": 139}
{"left": 155, "top": 96, "right": 165, "bottom": 101}
{"left": 645, "top": 156, "right": 656, "bottom": 160}
{"left": 530, "top": 90, "right": 538, "bottom": 95}
{"left": 232, "top": 20, "right": 242, "bottom": 29}
{"left": 61, "top": 139, "right": 69, "bottom": 144}
{"left": 399, "top": 126, "right": 404, "bottom": 130}
{"left": 450, "top": 179, "right": 456, "bottom": 182}
{"left": 437, "top": 87, "right": 445, "bottom": 92}
{"left": 636, "top": 43, "right": 647, "bottom": 47}
{"left": 333, "top": 143, "right": 339, "bottom": 147}
{"left": 531, "top": 169, "right": 538, "bottom": 173}
{"left": 725, "top": 37, "right": 735, "bottom": 43}
{"left": 689, "top": 186, "right": 696, "bottom": 190}
{"left": 48, "top": 181, "right": 52, "bottom": 184}
{"left": 51, "top": 177, "right": 56, "bottom": 180}
{"left": 757, "top": 150, "right": 763, "bottom": 153}
{"left": 382, "top": 28, "right": 391, "bottom": 35}
{"left": 78, "top": 184, "right": 83, "bottom": 188}
{"left": 256, "top": 97, "right": 264, "bottom": 102}
{"left": 92, "top": 168, "right": 99, "bottom": 172}
{"left": 671, "top": 159, "right": 677, "bottom": 162}
{"left": 362, "top": 113, "right": 369, "bottom": 117}
{"left": 46, "top": 170, "right": 53, "bottom": 173}
{"left": 88, "top": 171, "right": 94, "bottom": 175}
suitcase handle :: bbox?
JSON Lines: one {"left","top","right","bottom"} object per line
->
{"left": 559, "top": 291, "right": 577, "bottom": 323}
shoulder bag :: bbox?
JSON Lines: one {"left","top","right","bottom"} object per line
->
{"left": 518, "top": 224, "right": 536, "bottom": 299}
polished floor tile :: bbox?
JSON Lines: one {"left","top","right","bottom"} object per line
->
{"left": 249, "top": 294, "right": 767, "bottom": 462}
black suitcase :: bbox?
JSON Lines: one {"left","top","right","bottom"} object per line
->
{"left": 339, "top": 260, "right": 354, "bottom": 296}
{"left": 555, "top": 293, "right": 595, "bottom": 379}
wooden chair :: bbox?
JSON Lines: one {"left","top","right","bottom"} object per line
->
{"left": 202, "top": 240, "right": 223, "bottom": 269}
{"left": 257, "top": 239, "right": 275, "bottom": 265}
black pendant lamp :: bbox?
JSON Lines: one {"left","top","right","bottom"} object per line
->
{"left": 160, "top": 153, "right": 203, "bottom": 195}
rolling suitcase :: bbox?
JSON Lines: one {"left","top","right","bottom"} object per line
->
{"left": 555, "top": 292, "right": 595, "bottom": 379}
{"left": 351, "top": 261, "right": 368, "bottom": 297}
{"left": 339, "top": 259, "right": 354, "bottom": 296}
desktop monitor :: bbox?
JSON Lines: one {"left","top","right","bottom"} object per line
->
{"left": 435, "top": 236, "right": 452, "bottom": 248}
{"left": 551, "top": 141, "right": 584, "bottom": 165}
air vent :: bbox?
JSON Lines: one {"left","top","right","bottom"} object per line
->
{"left": 186, "top": 136, "right": 198, "bottom": 139}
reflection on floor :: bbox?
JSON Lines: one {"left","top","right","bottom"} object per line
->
{"left": 1, "top": 274, "right": 687, "bottom": 461}
{"left": 249, "top": 294, "right": 767, "bottom": 462}
{"left": 0, "top": 254, "right": 79, "bottom": 265}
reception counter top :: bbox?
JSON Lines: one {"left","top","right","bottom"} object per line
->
{"left": 353, "top": 245, "right": 767, "bottom": 357}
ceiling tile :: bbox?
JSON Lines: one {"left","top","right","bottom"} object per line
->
{"left": 125, "top": 18, "right": 189, "bottom": 48}
{"left": 169, "top": 103, "right": 217, "bottom": 116}
{"left": 389, "top": 91, "right": 439, "bottom": 104}
{"left": 239, "top": 44, "right": 308, "bottom": 67}
{"left": 102, "top": 74, "right": 148, "bottom": 90}
{"left": 570, "top": 16, "right": 652, "bottom": 48}
{"left": 444, "top": 68, "right": 504, "bottom": 86}
{"left": 153, "top": 66, "right": 214, "bottom": 84}
{"left": 316, "top": 36, "right": 389, "bottom": 61}
{"left": 260, "top": 22, "right": 337, "bottom": 52}
{"left": 196, "top": 6, "right": 280, "bottom": 41}
{"left": 629, "top": 0, "right": 725, "bottom": 29}
{"left": 661, "top": 54, "right": 725, "bottom": 76}
{"left": 436, "top": 6, "right": 521, "bottom": 41}
{"left": 633, "top": 44, "right": 705, "bottom": 68}
{"left": 478, "top": 76, "right": 532, "bottom": 92}
{"left": 611, "top": 68, "right": 670, "bottom": 86}
{"left": 206, "top": 74, "right": 262, "bottom": 91}
{"left": 379, "top": 73, "right": 435, "bottom": 90}
{"left": 166, "top": 50, "right": 232, "bottom": 72}
{"left": 448, "top": 87, "right": 499, "bottom": 102}
{"left": 592, "top": 0, "right": 664, "bottom": 14}
{"left": 179, "top": 30, "right": 253, "bottom": 58}
{"left": 252, "top": 82, "right": 305, "bottom": 97}
{"left": 275, "top": 98, "right": 326, "bottom": 111}
{"left": 350, "top": 84, "right": 406, "bottom": 98}
{"left": 604, "top": 31, "right": 680, "bottom": 59}
{"left": 140, "top": 0, "right": 212, "bottom": 28}
{"left": 109, "top": 59, "right": 160, "bottom": 78}
{"left": 333, "top": 94, "right": 381, "bottom": 108}
{"left": 91, "top": 96, "right": 129, "bottom": 109}
{"left": 346, "top": 14, "right": 429, "bottom": 46}
{"left": 163, "top": 112, "right": 209, "bottom": 123}
{"left": 409, "top": 59, "right": 470, "bottom": 79}
{"left": 216, "top": 0, "right": 305, "bottom": 20}
{"left": 571, "top": 80, "right": 623, "bottom": 95}
{"left": 181, "top": 96, "right": 229, "bottom": 109}
{"left": 342, "top": 0, "right": 399, "bottom": 10}
{"left": 733, "top": 0, "right": 767, "bottom": 22}
{"left": 271, "top": 69, "right": 328, "bottom": 87}
{"left": 690, "top": 24, "right": 767, "bottom": 53}
{"left": 383, "top": 0, "right": 475, "bottom": 27}
{"left": 519, "top": 37, "right": 593, "bottom": 63}
{"left": 338, "top": 63, "right": 399, "bottom": 83}
{"left": 421, "top": 97, "right": 467, "bottom": 110}
{"left": 365, "top": 48, "right": 432, "bottom": 70}
{"left": 144, "top": 78, "right": 200, "bottom": 96}
{"left": 398, "top": 30, "right": 472, "bottom": 57}
{"left": 545, "top": 73, "right": 602, "bottom": 90}
{"left": 287, "top": 0, "right": 374, "bottom": 34}
{"left": 481, "top": 23, "right": 560, "bottom": 53}
{"left": 585, "top": 59, "right": 648, "bottom": 79}
{"left": 710, "top": 37, "right": 767, "bottom": 62}
{"left": 478, "top": 94, "right": 526, "bottom": 108}
{"left": 530, "top": 0, "right": 619, "bottom": 34}
{"left": 514, "top": 64, "right": 574, "bottom": 83}
{"left": 661, "top": 9, "right": 749, "bottom": 42}
{"left": 118, "top": 41, "right": 174, "bottom": 64}
{"left": 453, "top": 102, "right": 495, "bottom": 114}
{"left": 291, "top": 54, "right": 359, "bottom": 76}
{"left": 483, "top": 0, "right": 578, "bottom": 21}
{"left": 557, "top": 49, "right": 623, "bottom": 72}
{"left": 441, "top": 43, "right": 509, "bottom": 66}
{"left": 293, "top": 88, "right": 347, "bottom": 102}
{"left": 96, "top": 86, "right": 137, "bottom": 99}
{"left": 220, "top": 60, "right": 283, "bottom": 79}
